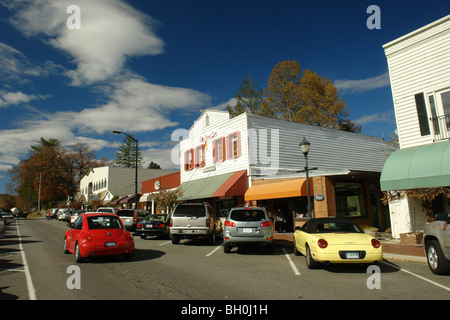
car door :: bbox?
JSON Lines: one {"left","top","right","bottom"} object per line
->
{"left": 444, "top": 215, "right": 450, "bottom": 258}
{"left": 294, "top": 221, "right": 309, "bottom": 254}
{"left": 69, "top": 216, "right": 83, "bottom": 251}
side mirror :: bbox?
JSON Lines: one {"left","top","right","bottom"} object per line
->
{"left": 295, "top": 226, "right": 301, "bottom": 231}
{"left": 435, "top": 213, "right": 449, "bottom": 222}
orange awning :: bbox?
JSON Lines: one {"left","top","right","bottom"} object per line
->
{"left": 244, "top": 178, "right": 313, "bottom": 201}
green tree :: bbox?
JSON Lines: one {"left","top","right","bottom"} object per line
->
{"left": 227, "top": 74, "right": 263, "bottom": 118}
{"left": 147, "top": 161, "right": 161, "bottom": 169}
{"left": 114, "top": 135, "right": 143, "bottom": 168}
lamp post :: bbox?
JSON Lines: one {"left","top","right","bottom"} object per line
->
{"left": 299, "top": 136, "right": 313, "bottom": 218}
{"left": 113, "top": 130, "right": 139, "bottom": 210}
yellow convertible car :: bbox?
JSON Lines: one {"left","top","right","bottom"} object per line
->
{"left": 293, "top": 218, "right": 383, "bottom": 268}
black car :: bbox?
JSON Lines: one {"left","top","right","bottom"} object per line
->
{"left": 136, "top": 214, "right": 170, "bottom": 239}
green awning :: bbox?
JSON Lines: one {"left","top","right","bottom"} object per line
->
{"left": 178, "top": 170, "right": 247, "bottom": 201}
{"left": 380, "top": 141, "right": 450, "bottom": 191}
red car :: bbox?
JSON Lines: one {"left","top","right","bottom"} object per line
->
{"left": 64, "top": 213, "right": 134, "bottom": 263}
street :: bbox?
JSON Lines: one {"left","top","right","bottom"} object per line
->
{"left": 1, "top": 218, "right": 449, "bottom": 302}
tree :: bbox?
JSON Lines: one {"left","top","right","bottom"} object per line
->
{"left": 114, "top": 135, "right": 143, "bottom": 168}
{"left": 260, "top": 59, "right": 361, "bottom": 133}
{"left": 69, "top": 142, "right": 112, "bottom": 183}
{"left": 227, "top": 74, "right": 263, "bottom": 118}
{"left": 147, "top": 161, "right": 161, "bottom": 169}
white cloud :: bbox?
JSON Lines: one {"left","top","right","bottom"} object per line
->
{"left": 355, "top": 111, "right": 394, "bottom": 125}
{"left": 0, "top": 90, "right": 43, "bottom": 108}
{"left": 6, "top": 0, "right": 164, "bottom": 86}
{"left": 334, "top": 72, "right": 390, "bottom": 94}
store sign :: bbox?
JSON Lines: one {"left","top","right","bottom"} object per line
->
{"left": 315, "top": 194, "right": 325, "bottom": 201}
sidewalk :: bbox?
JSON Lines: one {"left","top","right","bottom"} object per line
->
{"left": 273, "top": 233, "right": 427, "bottom": 264}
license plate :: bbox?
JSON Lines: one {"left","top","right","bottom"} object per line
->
{"left": 184, "top": 230, "right": 194, "bottom": 234}
{"left": 105, "top": 241, "right": 116, "bottom": 247}
{"left": 146, "top": 224, "right": 153, "bottom": 228}
{"left": 346, "top": 252, "right": 359, "bottom": 259}
{"left": 242, "top": 228, "right": 253, "bottom": 233}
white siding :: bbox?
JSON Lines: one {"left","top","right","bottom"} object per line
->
{"left": 247, "top": 114, "right": 393, "bottom": 175}
{"left": 384, "top": 15, "right": 450, "bottom": 149}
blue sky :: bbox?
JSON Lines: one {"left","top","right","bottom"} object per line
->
{"left": 0, "top": 0, "right": 449, "bottom": 194}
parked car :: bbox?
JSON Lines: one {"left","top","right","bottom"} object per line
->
{"left": 97, "top": 207, "right": 116, "bottom": 214}
{"left": 223, "top": 206, "right": 274, "bottom": 253}
{"left": 0, "top": 210, "right": 13, "bottom": 225}
{"left": 136, "top": 214, "right": 170, "bottom": 239}
{"left": 48, "top": 208, "right": 59, "bottom": 219}
{"left": 64, "top": 213, "right": 134, "bottom": 263}
{"left": 423, "top": 212, "right": 450, "bottom": 275}
{"left": 0, "top": 214, "right": 6, "bottom": 239}
{"left": 57, "top": 208, "right": 72, "bottom": 222}
{"left": 170, "top": 202, "right": 222, "bottom": 244}
{"left": 293, "top": 217, "right": 383, "bottom": 269}
{"left": 116, "top": 209, "right": 146, "bottom": 232}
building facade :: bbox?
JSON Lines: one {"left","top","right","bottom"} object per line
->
{"left": 179, "top": 110, "right": 394, "bottom": 232}
{"left": 381, "top": 15, "right": 450, "bottom": 238}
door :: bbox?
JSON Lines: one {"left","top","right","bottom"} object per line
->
{"left": 69, "top": 216, "right": 83, "bottom": 251}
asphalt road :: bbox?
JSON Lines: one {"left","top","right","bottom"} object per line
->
{"left": 1, "top": 218, "right": 450, "bottom": 302}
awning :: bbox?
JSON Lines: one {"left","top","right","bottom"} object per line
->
{"left": 380, "top": 141, "right": 450, "bottom": 191}
{"left": 178, "top": 170, "right": 247, "bottom": 201}
{"left": 245, "top": 178, "right": 313, "bottom": 201}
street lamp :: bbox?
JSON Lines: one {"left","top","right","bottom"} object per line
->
{"left": 113, "top": 130, "right": 139, "bottom": 210}
{"left": 299, "top": 136, "right": 313, "bottom": 218}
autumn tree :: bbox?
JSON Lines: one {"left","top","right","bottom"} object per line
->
{"left": 69, "top": 142, "right": 112, "bottom": 183}
{"left": 227, "top": 74, "right": 263, "bottom": 117}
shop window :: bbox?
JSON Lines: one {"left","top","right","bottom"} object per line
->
{"left": 334, "top": 181, "right": 365, "bottom": 217}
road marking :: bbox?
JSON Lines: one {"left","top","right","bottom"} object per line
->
{"left": 159, "top": 241, "right": 172, "bottom": 246}
{"left": 206, "top": 245, "right": 222, "bottom": 257}
{"left": 16, "top": 222, "right": 37, "bottom": 300}
{"left": 283, "top": 248, "right": 301, "bottom": 276}
{"left": 381, "top": 260, "right": 450, "bottom": 292}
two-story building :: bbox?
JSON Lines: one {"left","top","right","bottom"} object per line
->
{"left": 381, "top": 14, "right": 450, "bottom": 238}
{"left": 179, "top": 110, "right": 394, "bottom": 232}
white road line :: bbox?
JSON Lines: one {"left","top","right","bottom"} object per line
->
{"left": 283, "top": 248, "right": 301, "bottom": 276}
{"left": 158, "top": 241, "right": 172, "bottom": 246}
{"left": 381, "top": 260, "right": 450, "bottom": 292}
{"left": 206, "top": 245, "right": 222, "bottom": 257}
{"left": 16, "top": 222, "right": 37, "bottom": 300}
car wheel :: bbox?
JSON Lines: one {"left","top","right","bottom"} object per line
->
{"left": 426, "top": 240, "right": 450, "bottom": 275}
{"left": 140, "top": 235, "right": 147, "bottom": 240}
{"left": 306, "top": 244, "right": 320, "bottom": 269}
{"left": 63, "top": 237, "right": 70, "bottom": 254}
{"left": 223, "top": 243, "right": 232, "bottom": 253}
{"left": 210, "top": 233, "right": 216, "bottom": 245}
{"left": 171, "top": 235, "right": 180, "bottom": 244}
{"left": 75, "top": 243, "right": 85, "bottom": 263}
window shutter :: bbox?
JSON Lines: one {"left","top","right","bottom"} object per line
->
{"left": 415, "top": 93, "right": 430, "bottom": 136}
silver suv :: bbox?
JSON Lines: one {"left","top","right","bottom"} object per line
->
{"left": 423, "top": 212, "right": 450, "bottom": 275}
{"left": 223, "top": 206, "right": 274, "bottom": 253}
{"left": 170, "top": 203, "right": 222, "bottom": 244}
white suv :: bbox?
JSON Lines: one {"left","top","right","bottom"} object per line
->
{"left": 170, "top": 203, "right": 222, "bottom": 244}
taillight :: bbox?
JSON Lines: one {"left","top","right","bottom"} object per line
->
{"left": 260, "top": 221, "right": 272, "bottom": 228}
{"left": 170, "top": 219, "right": 173, "bottom": 227}
{"left": 84, "top": 235, "right": 93, "bottom": 242}
{"left": 124, "top": 233, "right": 134, "bottom": 241}
{"left": 317, "top": 239, "right": 328, "bottom": 248}
{"left": 224, "top": 221, "right": 235, "bottom": 227}
{"left": 159, "top": 223, "right": 165, "bottom": 229}
{"left": 206, "top": 218, "right": 211, "bottom": 227}
{"left": 371, "top": 238, "right": 381, "bottom": 248}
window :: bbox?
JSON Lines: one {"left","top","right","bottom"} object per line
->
{"left": 334, "top": 181, "right": 365, "bottom": 217}
{"left": 195, "top": 144, "right": 205, "bottom": 168}
{"left": 415, "top": 93, "right": 430, "bottom": 136}
{"left": 227, "top": 131, "right": 241, "bottom": 159}
{"left": 213, "top": 137, "right": 226, "bottom": 163}
{"left": 184, "top": 149, "right": 194, "bottom": 171}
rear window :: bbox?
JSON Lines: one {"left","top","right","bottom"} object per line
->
{"left": 173, "top": 204, "right": 206, "bottom": 217}
{"left": 87, "top": 216, "right": 122, "bottom": 230}
{"left": 230, "top": 209, "right": 266, "bottom": 222}
{"left": 116, "top": 210, "right": 133, "bottom": 217}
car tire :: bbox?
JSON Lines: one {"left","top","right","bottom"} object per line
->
{"left": 426, "top": 240, "right": 450, "bottom": 275}
{"left": 140, "top": 235, "right": 147, "bottom": 240}
{"left": 171, "top": 235, "right": 180, "bottom": 244}
{"left": 64, "top": 237, "right": 70, "bottom": 254}
{"left": 75, "top": 243, "right": 85, "bottom": 263}
{"left": 306, "top": 244, "right": 320, "bottom": 269}
{"left": 223, "top": 243, "right": 232, "bottom": 253}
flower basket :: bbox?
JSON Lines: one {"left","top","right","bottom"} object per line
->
{"left": 399, "top": 232, "right": 423, "bottom": 245}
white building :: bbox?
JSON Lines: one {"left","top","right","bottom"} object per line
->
{"left": 179, "top": 110, "right": 394, "bottom": 231}
{"left": 79, "top": 166, "right": 176, "bottom": 205}
{"left": 381, "top": 15, "right": 450, "bottom": 238}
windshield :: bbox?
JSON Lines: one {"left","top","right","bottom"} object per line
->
{"left": 173, "top": 205, "right": 206, "bottom": 217}
{"left": 144, "top": 214, "right": 167, "bottom": 221}
{"left": 230, "top": 209, "right": 266, "bottom": 221}
{"left": 116, "top": 210, "right": 133, "bottom": 217}
{"left": 87, "top": 216, "right": 123, "bottom": 230}
{"left": 309, "top": 221, "right": 363, "bottom": 233}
